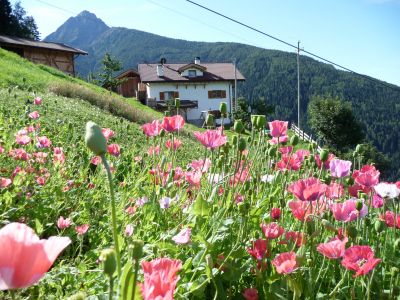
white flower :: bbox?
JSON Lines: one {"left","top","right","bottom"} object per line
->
{"left": 374, "top": 182, "right": 400, "bottom": 199}
{"left": 160, "top": 196, "right": 173, "bottom": 209}
{"left": 261, "top": 174, "right": 275, "bottom": 183}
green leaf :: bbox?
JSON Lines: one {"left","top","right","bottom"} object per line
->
{"left": 191, "top": 194, "right": 210, "bottom": 217}
{"left": 35, "top": 218, "right": 43, "bottom": 235}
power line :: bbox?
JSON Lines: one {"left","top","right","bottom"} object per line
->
{"left": 33, "top": 0, "right": 77, "bottom": 15}
{"left": 184, "top": 0, "right": 400, "bottom": 93}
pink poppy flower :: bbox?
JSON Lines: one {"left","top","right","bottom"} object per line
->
{"left": 329, "top": 159, "right": 352, "bottom": 178}
{"left": 107, "top": 144, "right": 121, "bottom": 157}
{"left": 276, "top": 153, "right": 302, "bottom": 171}
{"left": 160, "top": 197, "right": 172, "bottom": 209}
{"left": 341, "top": 245, "right": 381, "bottom": 277}
{"left": 101, "top": 128, "right": 115, "bottom": 141}
{"left": 141, "top": 258, "right": 182, "bottom": 300}
{"left": 353, "top": 165, "right": 380, "bottom": 191}
{"left": 125, "top": 206, "right": 136, "bottom": 215}
{"left": 161, "top": 115, "right": 185, "bottom": 132}
{"left": 53, "top": 147, "right": 65, "bottom": 165}
{"left": 280, "top": 231, "right": 305, "bottom": 247}
{"left": 90, "top": 156, "right": 101, "bottom": 165}
{"left": 33, "top": 152, "right": 48, "bottom": 164}
{"left": 380, "top": 211, "right": 400, "bottom": 229}
{"left": 315, "top": 153, "right": 335, "bottom": 170}
{"left": 194, "top": 129, "right": 227, "bottom": 149}
{"left": 247, "top": 239, "right": 269, "bottom": 261}
{"left": 260, "top": 222, "right": 285, "bottom": 239}
{"left": 288, "top": 177, "right": 327, "bottom": 201}
{"left": 15, "top": 135, "right": 31, "bottom": 145}
{"left": 1, "top": 178, "right": 12, "bottom": 189}
{"left": 172, "top": 228, "right": 191, "bottom": 244}
{"left": 330, "top": 199, "right": 368, "bottom": 222}
{"left": 28, "top": 111, "right": 40, "bottom": 119}
{"left": 295, "top": 149, "right": 310, "bottom": 162}
{"left": 189, "top": 158, "right": 211, "bottom": 173}
{"left": 243, "top": 288, "right": 259, "bottom": 300}
{"left": 36, "top": 176, "right": 47, "bottom": 186}
{"left": 141, "top": 120, "right": 162, "bottom": 137}
{"left": 57, "top": 216, "right": 72, "bottom": 229}
{"left": 268, "top": 120, "right": 288, "bottom": 138}
{"left": 269, "top": 135, "right": 288, "bottom": 145}
{"left": 124, "top": 224, "right": 134, "bottom": 237}
{"left": 165, "top": 139, "right": 182, "bottom": 150}
{"left": 75, "top": 224, "right": 89, "bottom": 235}
{"left": 288, "top": 200, "right": 326, "bottom": 222}
{"left": 272, "top": 251, "right": 298, "bottom": 274}
{"left": 270, "top": 207, "right": 281, "bottom": 220}
{"left": 326, "top": 182, "right": 344, "bottom": 200}
{"left": 279, "top": 146, "right": 293, "bottom": 155}
{"left": 372, "top": 194, "right": 384, "bottom": 208}
{"left": 36, "top": 136, "right": 51, "bottom": 148}
{"left": 0, "top": 145, "right": 4, "bottom": 154}
{"left": 34, "top": 97, "right": 42, "bottom": 105}
{"left": 185, "top": 171, "right": 202, "bottom": 188}
{"left": 147, "top": 145, "right": 160, "bottom": 156}
{"left": 317, "top": 237, "right": 348, "bottom": 259}
{"left": 0, "top": 222, "right": 71, "bottom": 290}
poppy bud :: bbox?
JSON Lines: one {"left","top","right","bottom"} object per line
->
{"left": 234, "top": 120, "right": 244, "bottom": 134}
{"left": 219, "top": 102, "right": 227, "bottom": 115}
{"left": 268, "top": 147, "right": 276, "bottom": 157}
{"left": 205, "top": 254, "right": 213, "bottom": 270}
{"left": 175, "top": 98, "right": 180, "bottom": 108}
{"left": 270, "top": 208, "right": 281, "bottom": 220}
{"left": 346, "top": 225, "right": 357, "bottom": 239}
{"left": 256, "top": 115, "right": 266, "bottom": 129}
{"left": 131, "top": 240, "right": 144, "bottom": 260}
{"left": 85, "top": 121, "right": 107, "bottom": 156}
{"left": 319, "top": 149, "right": 329, "bottom": 162}
{"left": 238, "top": 137, "right": 247, "bottom": 152}
{"left": 355, "top": 200, "right": 363, "bottom": 211}
{"left": 290, "top": 135, "right": 299, "bottom": 146}
{"left": 374, "top": 220, "right": 385, "bottom": 233}
{"left": 99, "top": 248, "right": 117, "bottom": 277}
{"left": 321, "top": 219, "right": 336, "bottom": 232}
{"left": 232, "top": 135, "right": 238, "bottom": 145}
{"left": 159, "top": 129, "right": 166, "bottom": 137}
{"left": 206, "top": 114, "right": 214, "bottom": 127}
{"left": 355, "top": 144, "right": 362, "bottom": 154}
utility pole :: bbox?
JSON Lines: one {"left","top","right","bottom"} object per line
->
{"left": 297, "top": 41, "right": 300, "bottom": 129}
{"left": 234, "top": 58, "right": 237, "bottom": 112}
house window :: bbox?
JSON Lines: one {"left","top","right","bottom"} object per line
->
{"left": 208, "top": 90, "right": 227, "bottom": 99}
{"left": 159, "top": 91, "right": 179, "bottom": 101}
{"left": 188, "top": 70, "right": 197, "bottom": 77}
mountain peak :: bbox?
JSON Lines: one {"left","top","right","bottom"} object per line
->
{"left": 44, "top": 10, "right": 109, "bottom": 49}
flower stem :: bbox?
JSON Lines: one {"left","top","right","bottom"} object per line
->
{"left": 101, "top": 154, "right": 121, "bottom": 277}
{"left": 132, "top": 258, "right": 140, "bottom": 299}
{"left": 109, "top": 276, "right": 114, "bottom": 300}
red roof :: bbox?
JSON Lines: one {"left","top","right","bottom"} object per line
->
{"left": 138, "top": 63, "right": 245, "bottom": 83}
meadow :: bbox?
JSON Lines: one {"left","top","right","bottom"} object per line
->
{"left": 0, "top": 49, "right": 399, "bottom": 299}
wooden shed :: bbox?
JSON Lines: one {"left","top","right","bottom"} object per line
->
{"left": 115, "top": 69, "right": 141, "bottom": 98}
{"left": 0, "top": 35, "right": 87, "bottom": 76}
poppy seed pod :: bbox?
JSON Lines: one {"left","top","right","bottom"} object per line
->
{"left": 85, "top": 121, "right": 107, "bottom": 155}
{"left": 219, "top": 102, "right": 227, "bottom": 114}
{"left": 355, "top": 200, "right": 364, "bottom": 211}
{"left": 206, "top": 114, "right": 215, "bottom": 127}
{"left": 234, "top": 120, "right": 244, "bottom": 134}
{"left": 99, "top": 248, "right": 117, "bottom": 277}
{"left": 175, "top": 98, "right": 180, "bottom": 108}
{"left": 319, "top": 149, "right": 329, "bottom": 162}
{"left": 290, "top": 135, "right": 299, "bottom": 146}
{"left": 238, "top": 137, "right": 247, "bottom": 152}
{"left": 131, "top": 240, "right": 144, "bottom": 260}
{"left": 374, "top": 220, "right": 385, "bottom": 233}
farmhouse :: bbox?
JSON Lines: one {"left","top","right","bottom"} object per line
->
{"left": 0, "top": 35, "right": 87, "bottom": 76}
{"left": 138, "top": 58, "right": 245, "bottom": 124}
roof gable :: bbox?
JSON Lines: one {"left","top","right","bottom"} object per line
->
{"left": 177, "top": 63, "right": 207, "bottom": 73}
{"left": 138, "top": 63, "right": 245, "bottom": 83}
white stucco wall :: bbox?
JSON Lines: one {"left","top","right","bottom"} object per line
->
{"left": 146, "top": 82, "right": 233, "bottom": 121}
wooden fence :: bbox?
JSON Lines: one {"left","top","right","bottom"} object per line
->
{"left": 291, "top": 123, "right": 322, "bottom": 152}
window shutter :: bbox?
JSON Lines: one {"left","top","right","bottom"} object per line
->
{"left": 174, "top": 91, "right": 179, "bottom": 98}
{"left": 208, "top": 91, "right": 212, "bottom": 98}
{"left": 222, "top": 90, "right": 226, "bottom": 98}
{"left": 159, "top": 92, "right": 164, "bottom": 100}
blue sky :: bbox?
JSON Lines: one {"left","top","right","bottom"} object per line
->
{"left": 12, "top": 0, "right": 400, "bottom": 86}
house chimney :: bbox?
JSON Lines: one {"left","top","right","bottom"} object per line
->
{"left": 194, "top": 57, "right": 200, "bottom": 65}
{"left": 156, "top": 64, "right": 164, "bottom": 77}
